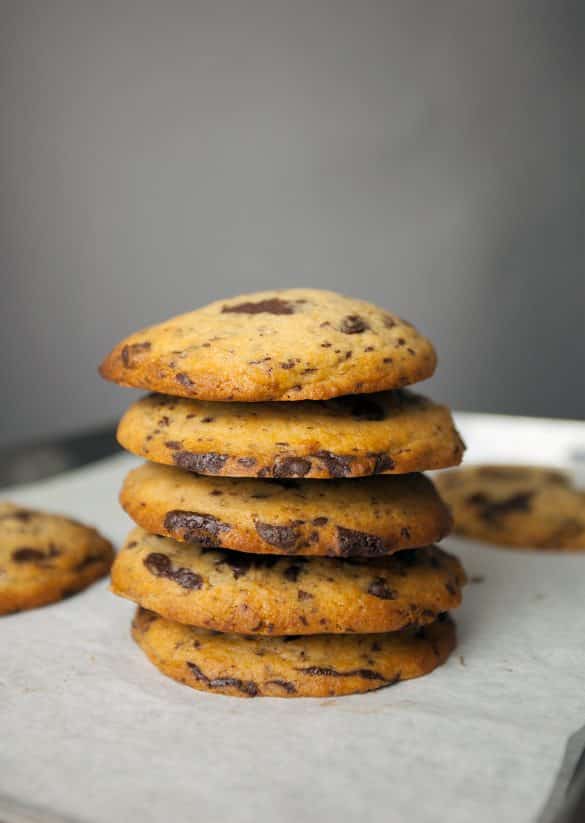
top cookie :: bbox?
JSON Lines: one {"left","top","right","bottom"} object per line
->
{"left": 0, "top": 502, "right": 114, "bottom": 615}
{"left": 99, "top": 289, "right": 436, "bottom": 401}
{"left": 435, "top": 465, "right": 585, "bottom": 550}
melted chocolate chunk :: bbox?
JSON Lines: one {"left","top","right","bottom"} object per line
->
{"left": 297, "top": 589, "right": 313, "bottom": 601}
{"left": 313, "top": 450, "right": 353, "bottom": 478}
{"left": 283, "top": 564, "right": 303, "bottom": 582}
{"left": 11, "top": 547, "right": 46, "bottom": 563}
{"left": 372, "top": 453, "right": 395, "bottom": 473}
{"left": 255, "top": 522, "right": 300, "bottom": 550}
{"left": 143, "top": 552, "right": 171, "bottom": 576}
{"left": 143, "top": 552, "right": 203, "bottom": 590}
{"left": 74, "top": 553, "right": 102, "bottom": 571}
{"left": 297, "top": 666, "right": 386, "bottom": 682}
{"left": 164, "top": 510, "right": 230, "bottom": 546}
{"left": 367, "top": 578, "right": 397, "bottom": 599}
{"left": 340, "top": 314, "right": 369, "bottom": 334}
{"left": 222, "top": 298, "right": 295, "bottom": 315}
{"left": 215, "top": 552, "right": 252, "bottom": 579}
{"left": 336, "top": 526, "right": 388, "bottom": 557}
{"left": 187, "top": 662, "right": 258, "bottom": 695}
{"left": 467, "top": 491, "right": 534, "bottom": 522}
{"left": 172, "top": 568, "right": 204, "bottom": 589}
{"left": 266, "top": 679, "right": 297, "bottom": 694}
{"left": 312, "top": 517, "right": 328, "bottom": 526}
{"left": 121, "top": 341, "right": 151, "bottom": 367}
{"left": 272, "top": 456, "right": 312, "bottom": 478}
{"left": 173, "top": 451, "right": 228, "bottom": 474}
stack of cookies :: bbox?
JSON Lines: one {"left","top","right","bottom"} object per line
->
{"left": 100, "top": 289, "right": 466, "bottom": 698}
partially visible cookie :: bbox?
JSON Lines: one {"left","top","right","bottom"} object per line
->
{"left": 117, "top": 390, "right": 464, "bottom": 478}
{"left": 112, "top": 528, "right": 465, "bottom": 635}
{"left": 99, "top": 289, "right": 437, "bottom": 401}
{"left": 120, "top": 463, "right": 453, "bottom": 557}
{"left": 436, "top": 465, "right": 585, "bottom": 549}
{"left": 0, "top": 502, "right": 114, "bottom": 615}
{"left": 131, "top": 607, "right": 456, "bottom": 698}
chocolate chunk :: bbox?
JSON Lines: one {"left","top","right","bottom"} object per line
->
{"left": 367, "top": 578, "right": 397, "bottom": 599}
{"left": 237, "top": 457, "right": 257, "bottom": 468}
{"left": 187, "top": 662, "right": 258, "bottom": 696}
{"left": 201, "top": 416, "right": 214, "bottom": 423}
{"left": 266, "top": 679, "right": 297, "bottom": 693}
{"left": 74, "top": 553, "right": 102, "bottom": 571}
{"left": 143, "top": 553, "right": 202, "bottom": 589}
{"left": 121, "top": 341, "right": 151, "bottom": 367}
{"left": 337, "top": 526, "right": 388, "bottom": 557}
{"left": 143, "top": 552, "right": 172, "bottom": 576}
{"left": 222, "top": 298, "right": 295, "bottom": 315}
{"left": 272, "top": 456, "right": 312, "bottom": 478}
{"left": 445, "top": 581, "right": 457, "bottom": 596}
{"left": 313, "top": 450, "right": 353, "bottom": 478}
{"left": 340, "top": 315, "right": 369, "bottom": 334}
{"left": 467, "top": 491, "right": 534, "bottom": 522}
{"left": 11, "top": 547, "right": 46, "bottom": 563}
{"left": 171, "top": 568, "right": 203, "bottom": 589}
{"left": 175, "top": 372, "right": 195, "bottom": 388}
{"left": 382, "top": 315, "right": 396, "bottom": 328}
{"left": 280, "top": 359, "right": 296, "bottom": 369}
{"left": 255, "top": 522, "right": 299, "bottom": 550}
{"left": 172, "top": 451, "right": 228, "bottom": 474}
{"left": 215, "top": 552, "right": 252, "bottom": 579}
{"left": 283, "top": 564, "right": 303, "bottom": 582}
{"left": 297, "top": 666, "right": 386, "bottom": 682}
{"left": 312, "top": 517, "right": 328, "bottom": 526}
{"left": 164, "top": 440, "right": 183, "bottom": 450}
{"left": 164, "top": 510, "right": 230, "bottom": 546}
{"left": 297, "top": 590, "right": 313, "bottom": 601}
{"left": 372, "top": 454, "right": 395, "bottom": 473}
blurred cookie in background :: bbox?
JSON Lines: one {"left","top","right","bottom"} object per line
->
{"left": 436, "top": 466, "right": 585, "bottom": 550}
{"left": 0, "top": 502, "right": 114, "bottom": 615}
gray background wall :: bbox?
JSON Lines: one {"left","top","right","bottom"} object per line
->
{"left": 1, "top": 0, "right": 583, "bottom": 447}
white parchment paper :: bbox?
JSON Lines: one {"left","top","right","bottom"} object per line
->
{"left": 1, "top": 413, "right": 584, "bottom": 823}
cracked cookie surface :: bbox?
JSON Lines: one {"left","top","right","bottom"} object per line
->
{"left": 120, "top": 463, "right": 453, "bottom": 557}
{"left": 100, "top": 289, "right": 436, "bottom": 401}
{"left": 112, "top": 528, "right": 465, "bottom": 635}
{"left": 131, "top": 607, "right": 456, "bottom": 697}
{"left": 118, "top": 389, "right": 464, "bottom": 478}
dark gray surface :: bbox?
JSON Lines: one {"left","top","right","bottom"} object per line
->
{"left": 0, "top": 425, "right": 119, "bottom": 488}
{"left": 1, "top": 0, "right": 583, "bottom": 447}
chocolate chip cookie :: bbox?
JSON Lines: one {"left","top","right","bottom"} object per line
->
{"left": 120, "top": 463, "right": 453, "bottom": 557}
{"left": 99, "top": 289, "right": 436, "bottom": 401}
{"left": 0, "top": 502, "right": 114, "bottom": 615}
{"left": 436, "top": 465, "right": 585, "bottom": 549}
{"left": 112, "top": 528, "right": 465, "bottom": 635}
{"left": 118, "top": 389, "right": 464, "bottom": 478}
{"left": 131, "top": 607, "right": 456, "bottom": 697}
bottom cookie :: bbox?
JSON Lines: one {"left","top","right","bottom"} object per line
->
{"left": 131, "top": 607, "right": 456, "bottom": 698}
